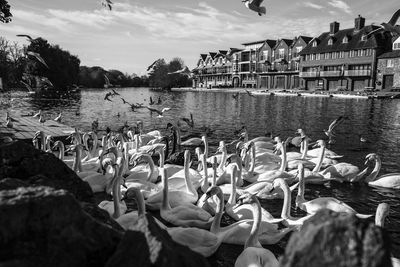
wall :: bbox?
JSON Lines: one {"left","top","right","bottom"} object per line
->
{"left": 377, "top": 58, "right": 400, "bottom": 89}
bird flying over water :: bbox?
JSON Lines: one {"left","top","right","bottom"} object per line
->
{"left": 232, "top": 92, "right": 240, "bottom": 99}
{"left": 102, "top": 0, "right": 113, "bottom": 10}
{"left": 168, "top": 66, "right": 192, "bottom": 77}
{"left": 147, "top": 59, "right": 162, "bottom": 71}
{"left": 245, "top": 89, "right": 255, "bottom": 97}
{"left": 27, "top": 51, "right": 49, "bottom": 68}
{"left": 16, "top": 34, "right": 33, "bottom": 42}
{"left": 104, "top": 92, "right": 113, "bottom": 102}
{"left": 367, "top": 9, "right": 400, "bottom": 36}
{"left": 242, "top": 0, "right": 266, "bottom": 16}
{"left": 111, "top": 88, "right": 120, "bottom": 96}
{"left": 324, "top": 116, "right": 347, "bottom": 143}
{"left": 146, "top": 106, "right": 171, "bottom": 117}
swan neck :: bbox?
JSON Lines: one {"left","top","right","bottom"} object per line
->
{"left": 248, "top": 144, "right": 255, "bottom": 174}
{"left": 279, "top": 143, "right": 287, "bottom": 172}
{"left": 211, "top": 190, "right": 224, "bottom": 233}
{"left": 227, "top": 169, "right": 237, "bottom": 206}
{"left": 296, "top": 168, "right": 306, "bottom": 208}
{"left": 134, "top": 189, "right": 146, "bottom": 216}
{"left": 158, "top": 148, "right": 165, "bottom": 168}
{"left": 144, "top": 155, "right": 155, "bottom": 181}
{"left": 280, "top": 180, "right": 292, "bottom": 219}
{"left": 203, "top": 136, "right": 208, "bottom": 158}
{"left": 245, "top": 200, "right": 262, "bottom": 248}
{"left": 58, "top": 143, "right": 64, "bottom": 160}
{"left": 312, "top": 146, "right": 325, "bottom": 172}
{"left": 212, "top": 162, "right": 217, "bottom": 186}
{"left": 91, "top": 133, "right": 98, "bottom": 156}
{"left": 301, "top": 139, "right": 308, "bottom": 159}
{"left": 112, "top": 166, "right": 121, "bottom": 218}
{"left": 201, "top": 155, "right": 209, "bottom": 192}
{"left": 161, "top": 168, "right": 171, "bottom": 210}
{"left": 365, "top": 157, "right": 381, "bottom": 182}
{"left": 218, "top": 146, "right": 227, "bottom": 170}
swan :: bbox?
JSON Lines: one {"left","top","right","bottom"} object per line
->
{"left": 295, "top": 163, "right": 372, "bottom": 219}
{"left": 197, "top": 157, "right": 220, "bottom": 216}
{"left": 272, "top": 178, "right": 314, "bottom": 227}
{"left": 115, "top": 187, "right": 146, "bottom": 230}
{"left": 81, "top": 132, "right": 99, "bottom": 162}
{"left": 364, "top": 153, "right": 400, "bottom": 189}
{"left": 98, "top": 164, "right": 127, "bottom": 218}
{"left": 125, "top": 153, "right": 159, "bottom": 183}
{"left": 204, "top": 186, "right": 293, "bottom": 245}
{"left": 225, "top": 165, "right": 283, "bottom": 224}
{"left": 234, "top": 195, "right": 279, "bottom": 267}
{"left": 249, "top": 140, "right": 282, "bottom": 174}
{"left": 145, "top": 151, "right": 199, "bottom": 210}
{"left": 319, "top": 161, "right": 369, "bottom": 183}
{"left": 159, "top": 168, "right": 213, "bottom": 229}
{"left": 286, "top": 137, "right": 316, "bottom": 170}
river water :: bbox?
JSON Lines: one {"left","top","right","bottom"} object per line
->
{"left": 1, "top": 87, "right": 400, "bottom": 263}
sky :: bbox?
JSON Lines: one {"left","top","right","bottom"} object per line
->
{"left": 0, "top": 0, "right": 399, "bottom": 76}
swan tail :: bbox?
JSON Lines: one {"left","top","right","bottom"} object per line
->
{"left": 356, "top": 213, "right": 373, "bottom": 219}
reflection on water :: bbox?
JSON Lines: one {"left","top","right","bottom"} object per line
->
{"left": 1, "top": 87, "right": 400, "bottom": 257}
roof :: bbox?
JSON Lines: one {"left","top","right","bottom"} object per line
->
{"left": 200, "top": 54, "right": 207, "bottom": 61}
{"left": 265, "top": 40, "right": 277, "bottom": 48}
{"left": 208, "top": 52, "right": 217, "bottom": 59}
{"left": 273, "top": 39, "right": 293, "bottom": 49}
{"left": 218, "top": 50, "right": 228, "bottom": 55}
{"left": 299, "top": 24, "right": 391, "bottom": 55}
{"left": 378, "top": 50, "right": 400, "bottom": 59}
{"left": 242, "top": 39, "right": 267, "bottom": 46}
{"left": 299, "top": 36, "right": 313, "bottom": 44}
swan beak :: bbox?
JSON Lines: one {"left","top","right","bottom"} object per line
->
{"left": 312, "top": 143, "right": 319, "bottom": 148}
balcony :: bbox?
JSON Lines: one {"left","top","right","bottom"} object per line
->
{"left": 299, "top": 71, "right": 318, "bottom": 78}
{"left": 319, "top": 71, "right": 341, "bottom": 77}
{"left": 344, "top": 70, "right": 371, "bottom": 76}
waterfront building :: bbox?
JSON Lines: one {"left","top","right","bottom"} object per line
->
{"left": 192, "top": 49, "right": 239, "bottom": 88}
{"left": 299, "top": 16, "right": 393, "bottom": 91}
{"left": 376, "top": 36, "right": 400, "bottom": 90}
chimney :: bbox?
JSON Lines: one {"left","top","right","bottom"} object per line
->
{"left": 330, "top": 21, "right": 340, "bottom": 35}
{"left": 354, "top": 15, "right": 365, "bottom": 31}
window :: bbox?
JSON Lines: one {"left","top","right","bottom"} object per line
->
{"left": 296, "top": 46, "right": 302, "bottom": 53}
{"left": 394, "top": 43, "right": 400, "bottom": 50}
{"left": 340, "top": 51, "right": 344, "bottom": 58}
{"left": 295, "top": 62, "right": 299, "bottom": 71}
{"left": 343, "top": 36, "right": 348, "bottom": 44}
{"left": 263, "top": 51, "right": 269, "bottom": 60}
{"left": 328, "top": 38, "right": 333, "bottom": 45}
{"left": 316, "top": 54, "right": 320, "bottom": 60}
{"left": 312, "top": 41, "right": 317, "bottom": 47}
{"left": 279, "top": 49, "right": 285, "bottom": 59}
{"left": 387, "top": 59, "right": 394, "bottom": 68}
{"left": 361, "top": 35, "right": 367, "bottom": 41}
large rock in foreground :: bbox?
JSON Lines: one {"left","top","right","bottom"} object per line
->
{"left": 0, "top": 187, "right": 123, "bottom": 267}
{"left": 0, "top": 141, "right": 93, "bottom": 202}
{"left": 280, "top": 209, "right": 392, "bottom": 267}
{"left": 106, "top": 214, "right": 210, "bottom": 267}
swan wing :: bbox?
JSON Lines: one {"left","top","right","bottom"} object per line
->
{"left": 369, "top": 173, "right": 400, "bottom": 189}
{"left": 388, "top": 8, "right": 400, "bottom": 25}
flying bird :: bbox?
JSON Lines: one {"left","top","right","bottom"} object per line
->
{"left": 104, "top": 92, "right": 113, "bottom": 102}
{"left": 16, "top": 34, "right": 33, "bottom": 42}
{"left": 242, "top": 0, "right": 266, "bottom": 16}
{"left": 102, "top": 0, "right": 113, "bottom": 10}
{"left": 367, "top": 9, "right": 400, "bottom": 36}
{"left": 54, "top": 112, "right": 62, "bottom": 123}
{"left": 149, "top": 96, "right": 155, "bottom": 105}
{"left": 232, "top": 92, "right": 240, "bottom": 99}
{"left": 168, "top": 66, "right": 192, "bottom": 77}
{"left": 146, "top": 106, "right": 171, "bottom": 117}
{"left": 27, "top": 51, "right": 49, "bottom": 68}
{"left": 324, "top": 116, "right": 347, "bottom": 143}
{"left": 245, "top": 89, "right": 256, "bottom": 97}
{"left": 157, "top": 96, "right": 162, "bottom": 105}
{"left": 111, "top": 88, "right": 120, "bottom": 96}
{"left": 121, "top": 97, "right": 130, "bottom": 105}
{"left": 147, "top": 59, "right": 162, "bottom": 71}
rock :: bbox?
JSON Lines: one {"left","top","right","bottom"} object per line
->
{"left": 106, "top": 214, "right": 210, "bottom": 267}
{"left": 0, "top": 178, "right": 29, "bottom": 190}
{"left": 0, "top": 186, "right": 123, "bottom": 266}
{"left": 0, "top": 141, "right": 93, "bottom": 202}
{"left": 280, "top": 209, "right": 392, "bottom": 267}
{"left": 81, "top": 202, "right": 124, "bottom": 232}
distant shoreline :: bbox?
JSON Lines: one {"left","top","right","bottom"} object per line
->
{"left": 171, "top": 87, "right": 400, "bottom": 100}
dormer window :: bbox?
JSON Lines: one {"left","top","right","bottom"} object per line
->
{"left": 361, "top": 34, "right": 367, "bottom": 41}
{"left": 328, "top": 38, "right": 333, "bottom": 45}
{"left": 343, "top": 36, "right": 348, "bottom": 44}
{"left": 312, "top": 40, "right": 317, "bottom": 47}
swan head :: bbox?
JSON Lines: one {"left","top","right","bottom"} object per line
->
{"left": 312, "top": 139, "right": 325, "bottom": 148}
{"left": 272, "top": 178, "right": 287, "bottom": 190}
{"left": 205, "top": 185, "right": 222, "bottom": 200}
{"left": 235, "top": 192, "right": 258, "bottom": 209}
{"left": 365, "top": 153, "right": 378, "bottom": 165}
{"left": 52, "top": 140, "right": 64, "bottom": 151}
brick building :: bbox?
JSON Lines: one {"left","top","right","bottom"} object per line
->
{"left": 376, "top": 36, "right": 400, "bottom": 90}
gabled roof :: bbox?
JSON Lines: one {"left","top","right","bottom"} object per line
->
{"left": 265, "top": 40, "right": 277, "bottom": 49}
{"left": 378, "top": 50, "right": 400, "bottom": 59}
{"left": 208, "top": 52, "right": 217, "bottom": 59}
{"left": 300, "top": 24, "right": 391, "bottom": 55}
{"left": 298, "top": 36, "right": 313, "bottom": 44}
{"left": 273, "top": 39, "right": 293, "bottom": 49}
{"left": 200, "top": 54, "right": 207, "bottom": 61}
{"left": 218, "top": 50, "right": 228, "bottom": 55}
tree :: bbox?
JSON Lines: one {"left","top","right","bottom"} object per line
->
{"left": 0, "top": 0, "right": 12, "bottom": 23}
{"left": 147, "top": 57, "right": 191, "bottom": 89}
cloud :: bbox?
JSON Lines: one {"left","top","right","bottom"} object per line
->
{"left": 328, "top": 0, "right": 352, "bottom": 14}
{"left": 303, "top": 2, "right": 324, "bottom": 10}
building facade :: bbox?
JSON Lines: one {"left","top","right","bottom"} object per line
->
{"left": 376, "top": 36, "right": 400, "bottom": 90}
{"left": 299, "top": 16, "right": 393, "bottom": 91}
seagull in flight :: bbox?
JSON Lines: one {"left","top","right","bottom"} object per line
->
{"left": 367, "top": 9, "right": 400, "bottom": 36}
{"left": 324, "top": 116, "right": 347, "bottom": 143}
{"left": 242, "top": 0, "right": 266, "bottom": 16}
{"left": 245, "top": 89, "right": 255, "bottom": 97}
{"left": 232, "top": 92, "right": 240, "bottom": 99}
{"left": 147, "top": 59, "right": 162, "bottom": 71}
{"left": 27, "top": 51, "right": 49, "bottom": 68}
{"left": 102, "top": 0, "right": 113, "bottom": 10}
{"left": 54, "top": 112, "right": 62, "bottom": 123}
{"left": 111, "top": 88, "right": 120, "bottom": 96}
{"left": 146, "top": 106, "right": 171, "bottom": 118}
{"left": 168, "top": 66, "right": 192, "bottom": 77}
{"left": 104, "top": 92, "right": 113, "bottom": 102}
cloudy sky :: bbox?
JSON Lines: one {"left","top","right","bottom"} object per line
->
{"left": 1, "top": 0, "right": 398, "bottom": 75}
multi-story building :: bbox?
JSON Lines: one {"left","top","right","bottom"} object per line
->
{"left": 299, "top": 16, "right": 393, "bottom": 91}
{"left": 376, "top": 36, "right": 400, "bottom": 90}
{"left": 192, "top": 49, "right": 238, "bottom": 88}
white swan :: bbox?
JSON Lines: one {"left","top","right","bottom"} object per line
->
{"left": 125, "top": 153, "right": 159, "bottom": 183}
{"left": 364, "top": 153, "right": 400, "bottom": 189}
{"left": 197, "top": 156, "right": 218, "bottom": 216}
{"left": 204, "top": 186, "right": 293, "bottom": 245}
{"left": 234, "top": 195, "right": 279, "bottom": 267}
{"left": 295, "top": 163, "right": 372, "bottom": 219}
{"left": 115, "top": 187, "right": 145, "bottom": 230}
{"left": 159, "top": 168, "right": 213, "bottom": 229}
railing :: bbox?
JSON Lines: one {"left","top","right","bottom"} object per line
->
{"left": 299, "top": 71, "right": 318, "bottom": 78}
{"left": 319, "top": 71, "right": 341, "bottom": 77}
{"left": 344, "top": 70, "right": 371, "bottom": 76}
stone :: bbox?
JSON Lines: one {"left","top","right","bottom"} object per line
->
{"left": 0, "top": 178, "right": 29, "bottom": 190}
{"left": 0, "top": 186, "right": 123, "bottom": 266}
{"left": 280, "top": 209, "right": 393, "bottom": 267}
{"left": 0, "top": 141, "right": 93, "bottom": 202}
{"left": 106, "top": 214, "right": 210, "bottom": 267}
{"left": 80, "top": 202, "right": 124, "bottom": 232}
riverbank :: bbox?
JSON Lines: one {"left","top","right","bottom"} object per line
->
{"left": 171, "top": 87, "right": 400, "bottom": 99}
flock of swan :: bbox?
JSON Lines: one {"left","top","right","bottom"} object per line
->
{"left": 31, "top": 119, "right": 400, "bottom": 267}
